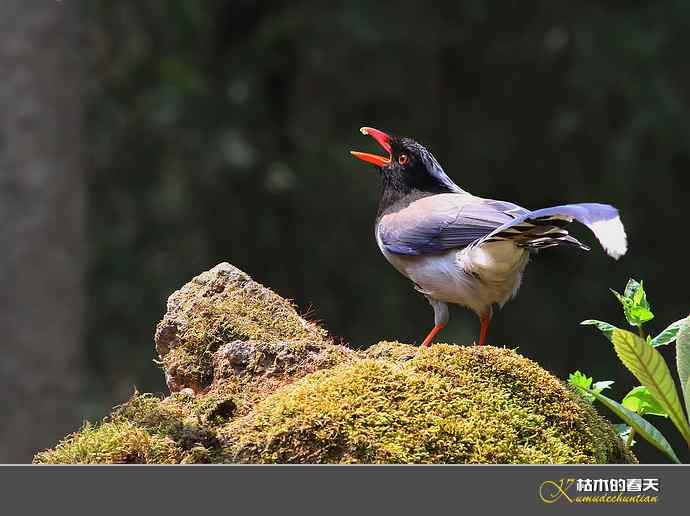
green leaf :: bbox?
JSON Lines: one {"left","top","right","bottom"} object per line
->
{"left": 651, "top": 318, "right": 685, "bottom": 347}
{"left": 581, "top": 320, "right": 618, "bottom": 341}
{"left": 612, "top": 280, "right": 655, "bottom": 327}
{"left": 568, "top": 372, "right": 613, "bottom": 403}
{"left": 614, "top": 424, "right": 636, "bottom": 447}
{"left": 568, "top": 370, "right": 592, "bottom": 389}
{"left": 613, "top": 423, "right": 629, "bottom": 435}
{"left": 624, "top": 279, "right": 642, "bottom": 299}
{"left": 611, "top": 288, "right": 630, "bottom": 309}
{"left": 568, "top": 371, "right": 594, "bottom": 401}
{"left": 628, "top": 306, "right": 655, "bottom": 325}
{"left": 622, "top": 386, "right": 668, "bottom": 417}
{"left": 634, "top": 305, "right": 654, "bottom": 322}
{"left": 592, "top": 380, "right": 614, "bottom": 394}
{"left": 632, "top": 282, "right": 646, "bottom": 306}
{"left": 611, "top": 328, "right": 690, "bottom": 443}
{"left": 578, "top": 387, "right": 681, "bottom": 464}
{"left": 676, "top": 316, "right": 690, "bottom": 421}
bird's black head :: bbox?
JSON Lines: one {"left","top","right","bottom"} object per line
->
{"left": 351, "top": 127, "right": 461, "bottom": 198}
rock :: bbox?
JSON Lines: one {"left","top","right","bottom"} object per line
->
{"left": 212, "top": 339, "right": 346, "bottom": 380}
{"left": 35, "top": 263, "right": 636, "bottom": 464}
{"left": 153, "top": 262, "right": 330, "bottom": 392}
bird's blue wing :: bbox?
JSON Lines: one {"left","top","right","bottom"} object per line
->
{"left": 379, "top": 196, "right": 627, "bottom": 259}
{"left": 378, "top": 194, "right": 524, "bottom": 256}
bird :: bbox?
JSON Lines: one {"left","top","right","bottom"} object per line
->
{"left": 350, "top": 126, "right": 627, "bottom": 347}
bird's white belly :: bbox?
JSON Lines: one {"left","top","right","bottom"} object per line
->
{"left": 377, "top": 233, "right": 529, "bottom": 315}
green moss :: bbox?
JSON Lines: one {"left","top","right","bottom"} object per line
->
{"left": 39, "top": 264, "right": 634, "bottom": 463}
{"left": 33, "top": 421, "right": 181, "bottom": 464}
{"left": 34, "top": 393, "right": 230, "bottom": 464}
{"left": 162, "top": 286, "right": 328, "bottom": 388}
{"left": 224, "top": 343, "right": 634, "bottom": 464}
{"left": 36, "top": 344, "right": 634, "bottom": 464}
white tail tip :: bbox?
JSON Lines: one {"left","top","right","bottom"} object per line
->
{"left": 590, "top": 216, "right": 628, "bottom": 259}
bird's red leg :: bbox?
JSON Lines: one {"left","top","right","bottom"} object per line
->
{"left": 478, "top": 311, "right": 492, "bottom": 346}
{"left": 420, "top": 323, "right": 446, "bottom": 348}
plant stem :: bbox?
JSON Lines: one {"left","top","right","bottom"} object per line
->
{"left": 626, "top": 428, "right": 636, "bottom": 448}
{"left": 637, "top": 325, "right": 646, "bottom": 339}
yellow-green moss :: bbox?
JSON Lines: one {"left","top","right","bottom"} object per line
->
{"left": 162, "top": 289, "right": 328, "bottom": 388}
{"left": 223, "top": 343, "right": 634, "bottom": 464}
{"left": 33, "top": 421, "right": 181, "bottom": 464}
{"left": 39, "top": 263, "right": 634, "bottom": 464}
{"left": 36, "top": 344, "right": 634, "bottom": 464}
{"left": 34, "top": 393, "right": 229, "bottom": 464}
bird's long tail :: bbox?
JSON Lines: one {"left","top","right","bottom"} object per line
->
{"left": 478, "top": 203, "right": 627, "bottom": 259}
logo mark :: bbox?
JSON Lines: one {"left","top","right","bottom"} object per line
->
{"left": 539, "top": 478, "right": 575, "bottom": 504}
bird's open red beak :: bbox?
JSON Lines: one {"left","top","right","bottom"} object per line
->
{"left": 350, "top": 127, "right": 392, "bottom": 167}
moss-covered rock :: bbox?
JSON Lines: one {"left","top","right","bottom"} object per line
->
{"left": 154, "top": 262, "right": 331, "bottom": 392}
{"left": 34, "top": 392, "right": 228, "bottom": 464}
{"left": 223, "top": 342, "right": 632, "bottom": 463}
{"left": 34, "top": 263, "right": 636, "bottom": 464}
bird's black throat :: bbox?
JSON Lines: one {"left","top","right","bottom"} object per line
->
{"left": 376, "top": 173, "right": 454, "bottom": 220}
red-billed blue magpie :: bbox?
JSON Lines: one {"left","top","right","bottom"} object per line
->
{"left": 351, "top": 127, "right": 627, "bottom": 347}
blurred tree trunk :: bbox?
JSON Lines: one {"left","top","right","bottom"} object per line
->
{"left": 0, "top": 1, "right": 84, "bottom": 462}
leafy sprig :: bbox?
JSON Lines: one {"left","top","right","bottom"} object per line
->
{"left": 570, "top": 278, "right": 690, "bottom": 463}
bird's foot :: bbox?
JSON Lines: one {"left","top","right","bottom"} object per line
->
{"left": 420, "top": 323, "right": 446, "bottom": 347}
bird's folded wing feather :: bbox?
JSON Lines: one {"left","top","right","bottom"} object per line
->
{"left": 378, "top": 193, "right": 526, "bottom": 256}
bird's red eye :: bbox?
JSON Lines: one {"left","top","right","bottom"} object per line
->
{"left": 398, "top": 154, "right": 409, "bottom": 166}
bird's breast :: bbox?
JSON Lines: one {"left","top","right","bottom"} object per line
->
{"left": 376, "top": 227, "right": 529, "bottom": 314}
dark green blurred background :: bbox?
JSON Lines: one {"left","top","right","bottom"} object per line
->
{"left": 2, "top": 0, "right": 688, "bottom": 462}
